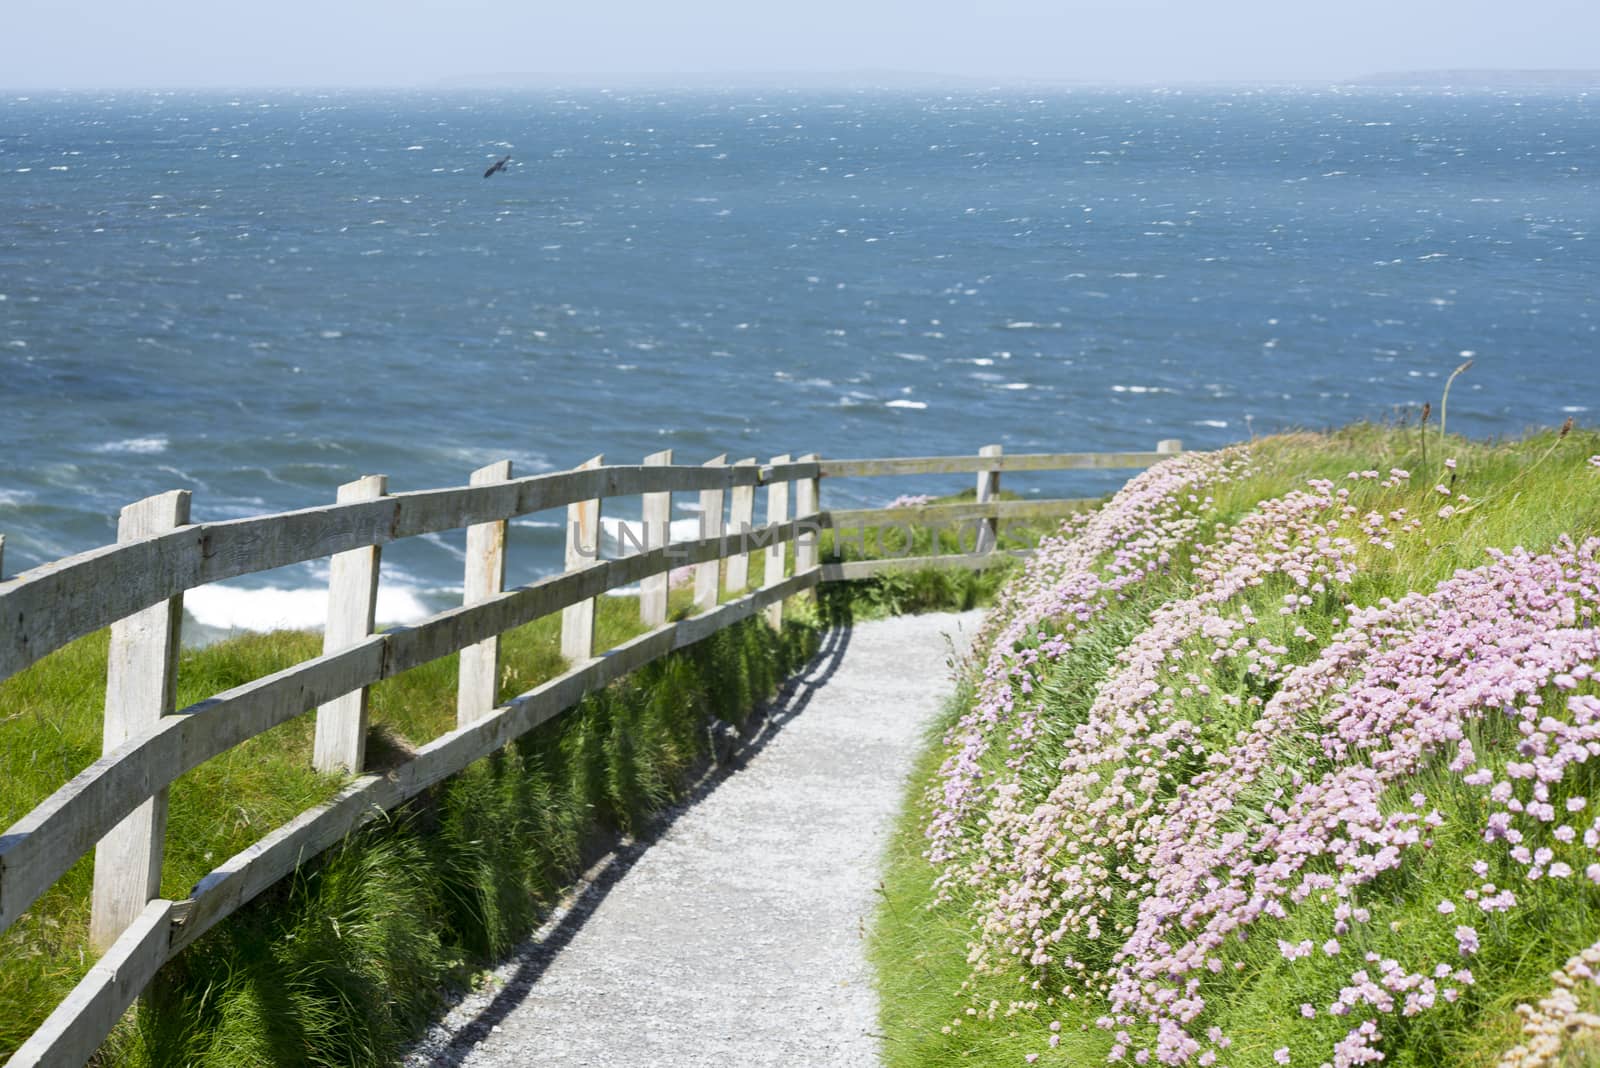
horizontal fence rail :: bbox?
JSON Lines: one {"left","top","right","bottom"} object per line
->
{"left": 817, "top": 448, "right": 1176, "bottom": 479}
{"left": 826, "top": 497, "right": 1101, "bottom": 527}
{"left": 0, "top": 460, "right": 821, "bottom": 684}
{"left": 0, "top": 438, "right": 1178, "bottom": 1068}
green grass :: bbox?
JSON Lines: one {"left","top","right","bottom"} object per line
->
{"left": 871, "top": 423, "right": 1600, "bottom": 1068}
{"left": 814, "top": 485, "right": 1060, "bottom": 620}
{"left": 0, "top": 580, "right": 821, "bottom": 1065}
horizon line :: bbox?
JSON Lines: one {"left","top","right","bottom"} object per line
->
{"left": 5, "top": 67, "right": 1599, "bottom": 94}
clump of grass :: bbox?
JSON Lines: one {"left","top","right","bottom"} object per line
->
{"left": 820, "top": 563, "right": 1016, "bottom": 621}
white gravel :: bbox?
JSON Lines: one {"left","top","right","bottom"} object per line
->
{"left": 402, "top": 609, "right": 984, "bottom": 1068}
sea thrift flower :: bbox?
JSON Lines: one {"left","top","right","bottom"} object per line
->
{"left": 925, "top": 448, "right": 1249, "bottom": 866}
{"left": 928, "top": 443, "right": 1600, "bottom": 1067}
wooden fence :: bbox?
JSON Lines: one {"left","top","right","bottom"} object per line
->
{"left": 0, "top": 439, "right": 1178, "bottom": 1067}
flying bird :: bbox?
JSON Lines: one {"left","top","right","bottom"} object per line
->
{"left": 483, "top": 154, "right": 511, "bottom": 178}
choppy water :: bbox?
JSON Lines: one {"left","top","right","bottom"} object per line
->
{"left": 2, "top": 87, "right": 1595, "bottom": 632}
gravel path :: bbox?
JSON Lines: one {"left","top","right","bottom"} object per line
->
{"left": 402, "top": 609, "right": 984, "bottom": 1068}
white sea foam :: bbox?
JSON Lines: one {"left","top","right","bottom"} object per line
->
{"left": 893, "top": 352, "right": 929, "bottom": 362}
{"left": 185, "top": 580, "right": 433, "bottom": 633}
{"left": 1194, "top": 419, "right": 1230, "bottom": 428}
{"left": 1000, "top": 382, "right": 1031, "bottom": 391}
{"left": 598, "top": 516, "right": 703, "bottom": 558}
{"left": 885, "top": 399, "right": 928, "bottom": 410}
{"left": 94, "top": 437, "right": 168, "bottom": 455}
{"left": 1110, "top": 385, "right": 1176, "bottom": 395}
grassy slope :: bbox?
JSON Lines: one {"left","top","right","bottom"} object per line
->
{"left": 1, "top": 573, "right": 825, "bottom": 1065}
{"left": 873, "top": 424, "right": 1600, "bottom": 1068}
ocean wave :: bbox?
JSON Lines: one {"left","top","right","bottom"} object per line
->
{"left": 94, "top": 437, "right": 168, "bottom": 455}
{"left": 598, "top": 516, "right": 703, "bottom": 558}
{"left": 184, "top": 579, "right": 434, "bottom": 633}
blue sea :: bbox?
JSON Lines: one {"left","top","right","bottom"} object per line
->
{"left": 2, "top": 87, "right": 1596, "bottom": 633}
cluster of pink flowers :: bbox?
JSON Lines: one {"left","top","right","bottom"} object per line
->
{"left": 931, "top": 449, "right": 1600, "bottom": 1067}
{"left": 925, "top": 448, "right": 1251, "bottom": 868}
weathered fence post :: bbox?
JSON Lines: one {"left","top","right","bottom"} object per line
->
{"left": 457, "top": 460, "right": 512, "bottom": 726}
{"left": 313, "top": 474, "right": 386, "bottom": 775}
{"left": 975, "top": 443, "right": 1003, "bottom": 555}
{"left": 640, "top": 449, "right": 674, "bottom": 627}
{"left": 763, "top": 454, "right": 791, "bottom": 630}
{"left": 724, "top": 458, "right": 758, "bottom": 594}
{"left": 1157, "top": 438, "right": 1183, "bottom": 456}
{"left": 561, "top": 455, "right": 604, "bottom": 664}
{"left": 693, "top": 455, "right": 727, "bottom": 612}
{"left": 89, "top": 489, "right": 189, "bottom": 953}
{"left": 794, "top": 452, "right": 820, "bottom": 573}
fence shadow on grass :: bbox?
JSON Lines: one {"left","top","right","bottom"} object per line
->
{"left": 406, "top": 617, "right": 856, "bottom": 1066}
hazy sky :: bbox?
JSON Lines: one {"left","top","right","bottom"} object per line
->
{"left": 5, "top": 0, "right": 1598, "bottom": 88}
